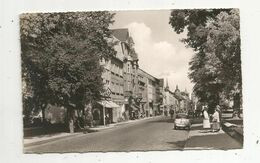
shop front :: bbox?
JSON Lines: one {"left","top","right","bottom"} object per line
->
{"left": 94, "top": 100, "right": 120, "bottom": 125}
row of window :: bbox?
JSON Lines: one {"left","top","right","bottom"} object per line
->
{"left": 111, "top": 63, "right": 123, "bottom": 76}
{"left": 110, "top": 82, "right": 124, "bottom": 95}
{"left": 101, "top": 57, "right": 137, "bottom": 77}
{"left": 100, "top": 58, "right": 123, "bottom": 76}
{"left": 101, "top": 59, "right": 141, "bottom": 81}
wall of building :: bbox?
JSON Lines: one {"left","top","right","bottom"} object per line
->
{"left": 100, "top": 42, "right": 125, "bottom": 122}
{"left": 137, "top": 69, "right": 162, "bottom": 116}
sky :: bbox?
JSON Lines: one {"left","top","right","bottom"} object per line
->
{"left": 110, "top": 10, "right": 194, "bottom": 93}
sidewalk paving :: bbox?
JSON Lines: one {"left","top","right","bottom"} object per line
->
{"left": 24, "top": 116, "right": 157, "bottom": 147}
{"left": 24, "top": 132, "right": 82, "bottom": 147}
{"left": 222, "top": 117, "right": 243, "bottom": 144}
{"left": 184, "top": 123, "right": 242, "bottom": 150}
{"left": 89, "top": 116, "right": 155, "bottom": 131}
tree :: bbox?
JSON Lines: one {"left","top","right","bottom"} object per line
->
{"left": 20, "top": 12, "right": 116, "bottom": 132}
{"left": 169, "top": 9, "right": 242, "bottom": 113}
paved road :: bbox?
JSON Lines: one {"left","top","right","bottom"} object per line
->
{"left": 25, "top": 116, "right": 189, "bottom": 153}
{"left": 24, "top": 116, "right": 242, "bottom": 153}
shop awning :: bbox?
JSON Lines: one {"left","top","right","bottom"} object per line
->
{"left": 97, "top": 100, "right": 120, "bottom": 108}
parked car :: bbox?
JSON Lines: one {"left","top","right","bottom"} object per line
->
{"left": 173, "top": 113, "right": 191, "bottom": 130}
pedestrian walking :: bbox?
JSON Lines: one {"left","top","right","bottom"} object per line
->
{"left": 164, "top": 110, "right": 168, "bottom": 117}
{"left": 202, "top": 106, "right": 210, "bottom": 130}
{"left": 169, "top": 109, "right": 174, "bottom": 119}
{"left": 212, "top": 107, "right": 220, "bottom": 132}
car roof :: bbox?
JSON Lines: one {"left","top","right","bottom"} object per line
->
{"left": 176, "top": 113, "right": 188, "bottom": 118}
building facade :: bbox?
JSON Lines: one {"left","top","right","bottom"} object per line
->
{"left": 163, "top": 80, "right": 178, "bottom": 115}
{"left": 94, "top": 28, "right": 192, "bottom": 125}
{"left": 137, "top": 69, "right": 162, "bottom": 117}
{"left": 93, "top": 28, "right": 139, "bottom": 125}
{"left": 112, "top": 28, "right": 139, "bottom": 120}
{"left": 137, "top": 69, "right": 149, "bottom": 117}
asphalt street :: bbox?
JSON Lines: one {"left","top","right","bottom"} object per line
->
{"left": 24, "top": 116, "right": 189, "bottom": 153}
{"left": 24, "top": 116, "right": 242, "bottom": 153}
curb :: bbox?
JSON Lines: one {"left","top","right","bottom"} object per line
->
{"left": 87, "top": 116, "right": 157, "bottom": 131}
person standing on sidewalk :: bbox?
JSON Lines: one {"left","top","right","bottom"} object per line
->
{"left": 216, "top": 105, "right": 222, "bottom": 124}
{"left": 169, "top": 109, "right": 174, "bottom": 119}
{"left": 164, "top": 109, "right": 168, "bottom": 117}
{"left": 202, "top": 106, "right": 210, "bottom": 130}
{"left": 212, "top": 107, "right": 220, "bottom": 132}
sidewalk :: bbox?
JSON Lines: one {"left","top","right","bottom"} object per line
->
{"left": 90, "top": 116, "right": 155, "bottom": 131}
{"left": 24, "top": 116, "right": 157, "bottom": 147}
{"left": 222, "top": 117, "right": 243, "bottom": 144}
{"left": 24, "top": 132, "right": 82, "bottom": 147}
{"left": 184, "top": 123, "right": 242, "bottom": 150}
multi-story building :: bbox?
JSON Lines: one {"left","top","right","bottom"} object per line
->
{"left": 94, "top": 28, "right": 192, "bottom": 125}
{"left": 137, "top": 69, "right": 149, "bottom": 117}
{"left": 161, "top": 81, "right": 192, "bottom": 115}
{"left": 163, "top": 80, "right": 178, "bottom": 115}
{"left": 173, "top": 86, "right": 191, "bottom": 113}
{"left": 94, "top": 28, "right": 139, "bottom": 124}
{"left": 137, "top": 69, "right": 162, "bottom": 117}
{"left": 111, "top": 28, "right": 139, "bottom": 120}
{"left": 98, "top": 54, "right": 124, "bottom": 124}
{"left": 181, "top": 89, "right": 191, "bottom": 112}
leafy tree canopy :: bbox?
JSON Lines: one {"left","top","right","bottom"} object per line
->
{"left": 20, "top": 12, "right": 116, "bottom": 114}
{"left": 169, "top": 9, "right": 241, "bottom": 110}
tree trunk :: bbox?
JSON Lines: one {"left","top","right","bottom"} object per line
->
{"left": 41, "top": 103, "right": 47, "bottom": 125}
{"left": 233, "top": 93, "right": 241, "bottom": 118}
{"left": 42, "top": 107, "right": 45, "bottom": 122}
{"left": 69, "top": 118, "right": 74, "bottom": 133}
{"left": 67, "top": 109, "right": 75, "bottom": 133}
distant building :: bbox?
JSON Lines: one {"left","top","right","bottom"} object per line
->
{"left": 163, "top": 79, "right": 178, "bottom": 115}
{"left": 92, "top": 28, "right": 192, "bottom": 125}
{"left": 172, "top": 86, "right": 191, "bottom": 113}
{"left": 191, "top": 91, "right": 198, "bottom": 111}
{"left": 137, "top": 69, "right": 162, "bottom": 117}
{"left": 137, "top": 69, "right": 149, "bottom": 117}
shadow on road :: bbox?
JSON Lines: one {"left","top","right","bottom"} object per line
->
{"left": 190, "top": 125, "right": 203, "bottom": 130}
{"left": 191, "top": 118, "right": 203, "bottom": 124}
{"left": 148, "top": 118, "right": 175, "bottom": 123}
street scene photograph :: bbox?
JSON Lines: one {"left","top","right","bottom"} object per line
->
{"left": 21, "top": 9, "right": 243, "bottom": 153}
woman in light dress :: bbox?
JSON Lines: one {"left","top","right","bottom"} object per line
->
{"left": 212, "top": 105, "right": 220, "bottom": 132}
{"left": 202, "top": 106, "right": 211, "bottom": 129}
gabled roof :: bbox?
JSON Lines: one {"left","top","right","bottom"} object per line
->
{"left": 111, "top": 28, "right": 129, "bottom": 42}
